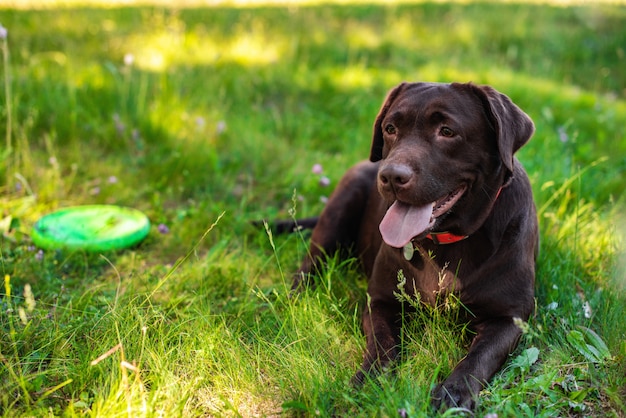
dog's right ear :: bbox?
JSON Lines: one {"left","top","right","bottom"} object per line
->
{"left": 370, "top": 82, "right": 409, "bottom": 162}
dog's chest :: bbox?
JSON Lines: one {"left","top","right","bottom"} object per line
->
{"left": 395, "top": 244, "right": 463, "bottom": 306}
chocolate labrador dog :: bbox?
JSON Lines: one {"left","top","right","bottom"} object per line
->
{"left": 289, "top": 82, "right": 538, "bottom": 410}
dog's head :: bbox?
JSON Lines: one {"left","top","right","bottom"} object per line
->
{"left": 370, "top": 82, "right": 534, "bottom": 248}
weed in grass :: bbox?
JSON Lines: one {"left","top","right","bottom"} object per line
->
{"left": 0, "top": 23, "right": 11, "bottom": 189}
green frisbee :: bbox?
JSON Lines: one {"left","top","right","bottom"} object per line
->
{"left": 32, "top": 205, "right": 150, "bottom": 252}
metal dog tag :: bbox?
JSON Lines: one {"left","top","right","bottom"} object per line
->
{"left": 403, "top": 242, "right": 414, "bottom": 261}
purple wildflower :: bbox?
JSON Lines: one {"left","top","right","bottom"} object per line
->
{"left": 113, "top": 114, "right": 125, "bottom": 136}
{"left": 319, "top": 176, "right": 330, "bottom": 187}
{"left": 312, "top": 163, "right": 323, "bottom": 174}
{"left": 557, "top": 126, "right": 568, "bottom": 143}
{"left": 35, "top": 249, "right": 44, "bottom": 261}
{"left": 0, "top": 25, "right": 7, "bottom": 40}
{"left": 157, "top": 223, "right": 170, "bottom": 234}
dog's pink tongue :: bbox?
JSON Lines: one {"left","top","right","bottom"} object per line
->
{"left": 379, "top": 201, "right": 433, "bottom": 248}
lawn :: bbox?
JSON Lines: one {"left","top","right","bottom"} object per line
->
{"left": 1, "top": 0, "right": 625, "bottom": 416}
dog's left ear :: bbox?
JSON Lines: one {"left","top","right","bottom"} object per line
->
{"left": 467, "top": 84, "right": 535, "bottom": 173}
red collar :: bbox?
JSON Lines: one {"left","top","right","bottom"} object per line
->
{"left": 425, "top": 186, "right": 504, "bottom": 245}
{"left": 425, "top": 231, "right": 468, "bottom": 244}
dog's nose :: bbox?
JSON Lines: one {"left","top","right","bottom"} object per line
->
{"left": 379, "top": 163, "right": 413, "bottom": 190}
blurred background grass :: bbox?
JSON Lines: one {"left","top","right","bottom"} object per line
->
{"left": 1, "top": 1, "right": 625, "bottom": 416}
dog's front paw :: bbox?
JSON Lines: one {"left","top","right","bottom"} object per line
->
{"left": 290, "top": 271, "right": 312, "bottom": 293}
{"left": 350, "top": 370, "right": 367, "bottom": 388}
{"left": 431, "top": 381, "right": 476, "bottom": 411}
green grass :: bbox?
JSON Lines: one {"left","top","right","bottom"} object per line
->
{"left": 1, "top": 1, "right": 626, "bottom": 416}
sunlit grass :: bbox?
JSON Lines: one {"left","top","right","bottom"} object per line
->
{"left": 128, "top": 27, "right": 285, "bottom": 71}
{"left": 1, "top": 1, "right": 625, "bottom": 416}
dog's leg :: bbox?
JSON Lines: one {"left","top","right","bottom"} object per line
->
{"left": 351, "top": 247, "right": 409, "bottom": 384}
{"left": 351, "top": 298, "right": 401, "bottom": 385}
{"left": 432, "top": 317, "right": 522, "bottom": 410}
{"left": 293, "top": 161, "right": 378, "bottom": 290}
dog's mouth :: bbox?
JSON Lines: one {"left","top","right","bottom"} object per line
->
{"left": 379, "top": 185, "right": 467, "bottom": 249}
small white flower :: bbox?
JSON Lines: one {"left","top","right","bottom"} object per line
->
{"left": 216, "top": 120, "right": 227, "bottom": 134}
{"left": 123, "top": 53, "right": 134, "bottom": 66}
{"left": 0, "top": 25, "right": 7, "bottom": 40}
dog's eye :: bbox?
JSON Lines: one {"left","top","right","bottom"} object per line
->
{"left": 384, "top": 124, "right": 397, "bottom": 135}
{"left": 439, "top": 127, "right": 455, "bottom": 137}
